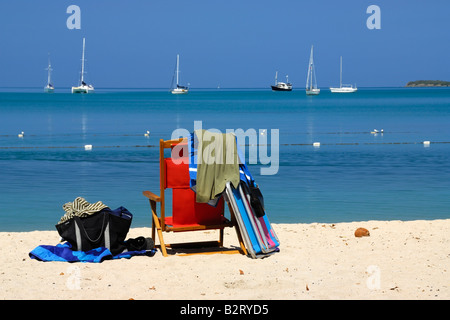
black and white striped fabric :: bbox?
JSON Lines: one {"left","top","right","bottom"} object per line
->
{"left": 57, "top": 197, "right": 109, "bottom": 225}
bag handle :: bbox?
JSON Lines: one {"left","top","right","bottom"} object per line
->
{"left": 73, "top": 210, "right": 109, "bottom": 243}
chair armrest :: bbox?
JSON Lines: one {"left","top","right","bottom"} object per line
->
{"left": 142, "top": 191, "right": 161, "bottom": 202}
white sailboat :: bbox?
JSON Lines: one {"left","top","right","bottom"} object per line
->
{"left": 305, "top": 45, "right": 320, "bottom": 95}
{"left": 44, "top": 55, "right": 54, "bottom": 93}
{"left": 271, "top": 71, "right": 292, "bottom": 91}
{"left": 171, "top": 54, "right": 188, "bottom": 94}
{"left": 72, "top": 37, "right": 94, "bottom": 94}
{"left": 329, "top": 56, "right": 357, "bottom": 93}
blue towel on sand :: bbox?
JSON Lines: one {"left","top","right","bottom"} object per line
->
{"left": 29, "top": 242, "right": 156, "bottom": 263}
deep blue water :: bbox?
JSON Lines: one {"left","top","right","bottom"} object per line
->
{"left": 1, "top": 88, "right": 450, "bottom": 231}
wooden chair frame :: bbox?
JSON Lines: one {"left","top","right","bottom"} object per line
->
{"left": 143, "top": 138, "right": 247, "bottom": 257}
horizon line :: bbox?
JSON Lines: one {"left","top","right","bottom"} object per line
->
{"left": 0, "top": 85, "right": 438, "bottom": 90}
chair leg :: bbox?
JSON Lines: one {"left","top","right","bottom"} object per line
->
{"left": 150, "top": 200, "right": 168, "bottom": 257}
{"left": 150, "top": 200, "right": 156, "bottom": 241}
{"left": 219, "top": 228, "right": 224, "bottom": 247}
{"left": 153, "top": 215, "right": 168, "bottom": 257}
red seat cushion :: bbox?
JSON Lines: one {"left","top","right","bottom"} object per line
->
{"left": 170, "top": 188, "right": 224, "bottom": 228}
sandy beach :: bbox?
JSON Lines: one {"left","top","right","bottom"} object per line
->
{"left": 1, "top": 219, "right": 449, "bottom": 300}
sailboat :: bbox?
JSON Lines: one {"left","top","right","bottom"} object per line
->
{"left": 71, "top": 38, "right": 94, "bottom": 94}
{"left": 330, "top": 56, "right": 357, "bottom": 93}
{"left": 271, "top": 71, "right": 292, "bottom": 91}
{"left": 44, "top": 55, "right": 54, "bottom": 93}
{"left": 171, "top": 54, "right": 188, "bottom": 94}
{"left": 305, "top": 45, "right": 320, "bottom": 95}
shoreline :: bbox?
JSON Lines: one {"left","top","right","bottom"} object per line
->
{"left": 1, "top": 219, "right": 449, "bottom": 300}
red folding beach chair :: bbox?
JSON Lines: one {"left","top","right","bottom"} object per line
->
{"left": 142, "top": 138, "right": 247, "bottom": 257}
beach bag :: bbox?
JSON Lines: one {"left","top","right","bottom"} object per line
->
{"left": 55, "top": 207, "right": 132, "bottom": 255}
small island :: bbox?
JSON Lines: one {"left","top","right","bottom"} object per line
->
{"left": 406, "top": 80, "right": 450, "bottom": 87}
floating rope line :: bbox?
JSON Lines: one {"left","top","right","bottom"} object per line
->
{"left": 0, "top": 130, "right": 422, "bottom": 138}
{"left": 0, "top": 133, "right": 151, "bottom": 138}
{"left": 1, "top": 141, "right": 450, "bottom": 150}
{"left": 0, "top": 145, "right": 157, "bottom": 149}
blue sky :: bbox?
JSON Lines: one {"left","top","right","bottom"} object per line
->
{"left": 0, "top": 0, "right": 449, "bottom": 88}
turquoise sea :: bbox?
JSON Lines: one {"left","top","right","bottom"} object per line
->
{"left": 1, "top": 88, "right": 450, "bottom": 231}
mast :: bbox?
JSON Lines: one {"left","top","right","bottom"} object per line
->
{"left": 306, "top": 45, "right": 314, "bottom": 90}
{"left": 176, "top": 54, "right": 179, "bottom": 86}
{"left": 309, "top": 46, "right": 313, "bottom": 90}
{"left": 339, "top": 56, "right": 342, "bottom": 88}
{"left": 275, "top": 71, "right": 278, "bottom": 85}
{"left": 309, "top": 47, "right": 312, "bottom": 90}
{"left": 46, "top": 54, "right": 52, "bottom": 85}
{"left": 80, "top": 37, "right": 86, "bottom": 84}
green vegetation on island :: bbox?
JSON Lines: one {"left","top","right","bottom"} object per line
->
{"left": 406, "top": 80, "right": 450, "bottom": 87}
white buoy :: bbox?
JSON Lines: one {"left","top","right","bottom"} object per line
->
{"left": 84, "top": 144, "right": 93, "bottom": 150}
{"left": 313, "top": 142, "right": 321, "bottom": 147}
{"left": 423, "top": 141, "right": 431, "bottom": 146}
{"left": 18, "top": 131, "right": 24, "bottom": 138}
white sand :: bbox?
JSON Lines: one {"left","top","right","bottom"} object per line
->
{"left": 1, "top": 219, "right": 449, "bottom": 300}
